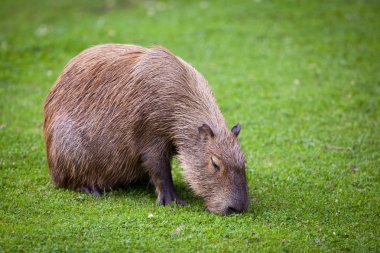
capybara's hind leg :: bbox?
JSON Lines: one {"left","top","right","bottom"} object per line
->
{"left": 49, "top": 163, "right": 70, "bottom": 189}
{"left": 81, "top": 185, "right": 103, "bottom": 197}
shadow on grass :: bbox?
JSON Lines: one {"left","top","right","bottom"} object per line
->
{"left": 55, "top": 173, "right": 267, "bottom": 217}
{"left": 105, "top": 180, "right": 270, "bottom": 217}
{"left": 94, "top": 180, "right": 204, "bottom": 207}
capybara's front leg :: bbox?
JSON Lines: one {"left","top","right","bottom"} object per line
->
{"left": 141, "top": 153, "right": 187, "bottom": 206}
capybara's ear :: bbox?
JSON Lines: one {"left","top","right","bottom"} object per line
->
{"left": 198, "top": 124, "right": 214, "bottom": 140}
{"left": 231, "top": 123, "right": 241, "bottom": 137}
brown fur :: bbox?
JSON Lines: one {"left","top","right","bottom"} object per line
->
{"left": 43, "top": 44, "right": 248, "bottom": 215}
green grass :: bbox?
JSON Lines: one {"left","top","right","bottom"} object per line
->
{"left": 1, "top": 0, "right": 379, "bottom": 251}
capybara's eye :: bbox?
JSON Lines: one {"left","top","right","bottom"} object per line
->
{"left": 211, "top": 157, "right": 220, "bottom": 172}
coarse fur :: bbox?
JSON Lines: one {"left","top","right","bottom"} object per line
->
{"left": 43, "top": 44, "right": 248, "bottom": 215}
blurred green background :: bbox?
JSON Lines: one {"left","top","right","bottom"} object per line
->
{"left": 0, "top": 0, "right": 379, "bottom": 252}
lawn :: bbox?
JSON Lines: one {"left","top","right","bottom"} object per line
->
{"left": 0, "top": 0, "right": 379, "bottom": 252}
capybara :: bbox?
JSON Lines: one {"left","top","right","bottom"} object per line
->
{"left": 43, "top": 44, "right": 248, "bottom": 215}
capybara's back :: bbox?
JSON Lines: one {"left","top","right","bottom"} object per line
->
{"left": 44, "top": 44, "right": 248, "bottom": 215}
{"left": 44, "top": 44, "right": 178, "bottom": 190}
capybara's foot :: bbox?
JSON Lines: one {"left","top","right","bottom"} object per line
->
{"left": 81, "top": 185, "right": 102, "bottom": 197}
{"left": 158, "top": 189, "right": 187, "bottom": 206}
{"left": 175, "top": 198, "right": 188, "bottom": 206}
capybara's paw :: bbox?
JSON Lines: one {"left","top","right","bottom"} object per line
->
{"left": 175, "top": 198, "right": 188, "bottom": 206}
{"left": 158, "top": 191, "right": 186, "bottom": 206}
{"left": 81, "top": 185, "right": 102, "bottom": 197}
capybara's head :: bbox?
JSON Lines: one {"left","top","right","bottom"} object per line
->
{"left": 186, "top": 123, "right": 248, "bottom": 215}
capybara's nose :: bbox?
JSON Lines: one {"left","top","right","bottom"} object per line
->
{"left": 226, "top": 199, "right": 248, "bottom": 214}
